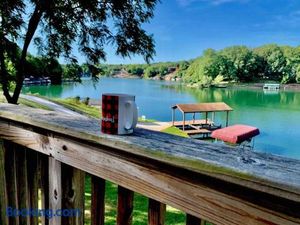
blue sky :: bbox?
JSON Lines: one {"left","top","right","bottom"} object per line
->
{"left": 29, "top": 0, "right": 300, "bottom": 64}
{"left": 103, "top": 0, "right": 300, "bottom": 64}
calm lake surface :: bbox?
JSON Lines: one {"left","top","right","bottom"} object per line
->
{"left": 22, "top": 77, "right": 300, "bottom": 159}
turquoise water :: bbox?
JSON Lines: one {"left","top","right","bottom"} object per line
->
{"left": 22, "top": 77, "right": 300, "bottom": 159}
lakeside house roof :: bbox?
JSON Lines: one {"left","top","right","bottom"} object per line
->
{"left": 172, "top": 102, "right": 233, "bottom": 113}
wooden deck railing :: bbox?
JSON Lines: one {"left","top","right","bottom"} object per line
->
{"left": 0, "top": 103, "right": 299, "bottom": 225}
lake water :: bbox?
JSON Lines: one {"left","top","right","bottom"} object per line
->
{"left": 22, "top": 77, "right": 300, "bottom": 159}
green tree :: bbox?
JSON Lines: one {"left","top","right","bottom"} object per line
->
{"left": 25, "top": 55, "right": 44, "bottom": 76}
{"left": 126, "top": 64, "right": 145, "bottom": 76}
{"left": 63, "top": 64, "right": 82, "bottom": 82}
{"left": 143, "top": 66, "right": 158, "bottom": 78}
{"left": 220, "top": 46, "right": 262, "bottom": 82}
{"left": 0, "top": 0, "right": 158, "bottom": 103}
{"left": 25, "top": 55, "right": 63, "bottom": 83}
{"left": 254, "top": 44, "right": 286, "bottom": 81}
{"left": 183, "top": 55, "right": 214, "bottom": 87}
{"left": 183, "top": 49, "right": 234, "bottom": 86}
{"left": 44, "top": 58, "right": 63, "bottom": 84}
{"left": 176, "top": 61, "right": 190, "bottom": 78}
{"left": 280, "top": 46, "right": 300, "bottom": 83}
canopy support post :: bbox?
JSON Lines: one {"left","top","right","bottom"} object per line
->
{"left": 182, "top": 113, "right": 186, "bottom": 131}
{"left": 226, "top": 111, "right": 229, "bottom": 127}
{"left": 212, "top": 112, "right": 215, "bottom": 125}
{"left": 172, "top": 108, "right": 175, "bottom": 126}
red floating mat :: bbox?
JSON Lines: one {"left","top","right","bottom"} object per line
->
{"left": 211, "top": 124, "right": 260, "bottom": 144}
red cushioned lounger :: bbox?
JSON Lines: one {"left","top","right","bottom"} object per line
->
{"left": 211, "top": 124, "right": 260, "bottom": 144}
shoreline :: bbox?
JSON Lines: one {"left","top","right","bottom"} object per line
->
{"left": 232, "top": 83, "right": 300, "bottom": 92}
{"left": 107, "top": 70, "right": 300, "bottom": 91}
{"left": 107, "top": 74, "right": 300, "bottom": 92}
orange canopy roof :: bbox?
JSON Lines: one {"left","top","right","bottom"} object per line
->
{"left": 172, "top": 102, "right": 233, "bottom": 113}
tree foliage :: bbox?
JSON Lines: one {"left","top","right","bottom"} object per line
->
{"left": 94, "top": 44, "right": 300, "bottom": 86}
{"left": 62, "top": 64, "right": 82, "bottom": 82}
{"left": 0, "top": 0, "right": 158, "bottom": 103}
{"left": 182, "top": 44, "right": 300, "bottom": 87}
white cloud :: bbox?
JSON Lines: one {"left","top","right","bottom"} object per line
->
{"left": 177, "top": 0, "right": 249, "bottom": 7}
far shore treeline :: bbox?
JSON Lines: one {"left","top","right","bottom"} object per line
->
{"left": 22, "top": 44, "right": 300, "bottom": 87}
{"left": 98, "top": 44, "right": 300, "bottom": 87}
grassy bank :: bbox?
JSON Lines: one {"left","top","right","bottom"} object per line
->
{"left": 161, "top": 126, "right": 189, "bottom": 138}
{"left": 0, "top": 94, "right": 53, "bottom": 111}
{"left": 52, "top": 97, "right": 101, "bottom": 118}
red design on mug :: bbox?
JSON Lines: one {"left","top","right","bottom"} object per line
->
{"left": 101, "top": 95, "right": 119, "bottom": 134}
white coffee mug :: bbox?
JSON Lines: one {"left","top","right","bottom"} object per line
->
{"left": 101, "top": 93, "right": 138, "bottom": 135}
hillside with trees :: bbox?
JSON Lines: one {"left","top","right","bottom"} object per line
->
{"left": 97, "top": 61, "right": 191, "bottom": 80}
{"left": 182, "top": 44, "right": 300, "bottom": 87}
{"left": 96, "top": 44, "right": 300, "bottom": 87}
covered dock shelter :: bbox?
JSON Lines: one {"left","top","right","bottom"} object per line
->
{"left": 171, "top": 102, "right": 233, "bottom": 136}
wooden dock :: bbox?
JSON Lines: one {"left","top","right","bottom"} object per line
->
{"left": 172, "top": 119, "right": 220, "bottom": 137}
{"left": 172, "top": 119, "right": 213, "bottom": 126}
{"left": 171, "top": 102, "right": 232, "bottom": 137}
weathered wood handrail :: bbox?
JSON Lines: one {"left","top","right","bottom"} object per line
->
{"left": 0, "top": 103, "right": 299, "bottom": 225}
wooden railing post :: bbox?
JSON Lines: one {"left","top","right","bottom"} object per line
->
{"left": 5, "top": 143, "right": 19, "bottom": 225}
{"left": 91, "top": 176, "right": 106, "bottom": 225}
{"left": 27, "top": 150, "right": 39, "bottom": 225}
{"left": 0, "top": 139, "right": 8, "bottom": 225}
{"left": 117, "top": 186, "right": 134, "bottom": 225}
{"left": 16, "top": 145, "right": 30, "bottom": 225}
{"left": 186, "top": 214, "right": 203, "bottom": 225}
{"left": 148, "top": 199, "right": 166, "bottom": 225}
{"left": 62, "top": 164, "right": 85, "bottom": 225}
{"left": 38, "top": 154, "right": 49, "bottom": 225}
{"left": 49, "top": 157, "right": 62, "bottom": 225}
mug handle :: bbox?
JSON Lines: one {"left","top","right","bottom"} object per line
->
{"left": 124, "top": 101, "right": 138, "bottom": 130}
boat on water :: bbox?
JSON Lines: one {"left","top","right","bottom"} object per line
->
{"left": 23, "top": 76, "right": 51, "bottom": 85}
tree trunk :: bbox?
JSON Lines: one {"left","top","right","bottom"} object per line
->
{"left": 0, "top": 26, "right": 13, "bottom": 103}
{"left": 11, "top": 6, "right": 43, "bottom": 104}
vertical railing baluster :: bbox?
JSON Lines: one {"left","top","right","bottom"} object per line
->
{"left": 117, "top": 186, "right": 134, "bottom": 225}
{"left": 186, "top": 214, "right": 202, "bottom": 225}
{"left": 16, "top": 145, "right": 30, "bottom": 225}
{"left": 148, "top": 198, "right": 166, "bottom": 225}
{"left": 91, "top": 176, "right": 106, "bottom": 225}
{"left": 39, "top": 153, "right": 49, "bottom": 225}
{"left": 62, "top": 164, "right": 85, "bottom": 225}
{"left": 0, "top": 139, "right": 8, "bottom": 225}
{"left": 49, "top": 157, "right": 62, "bottom": 225}
{"left": 27, "top": 150, "right": 39, "bottom": 225}
{"left": 5, "top": 143, "right": 19, "bottom": 225}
